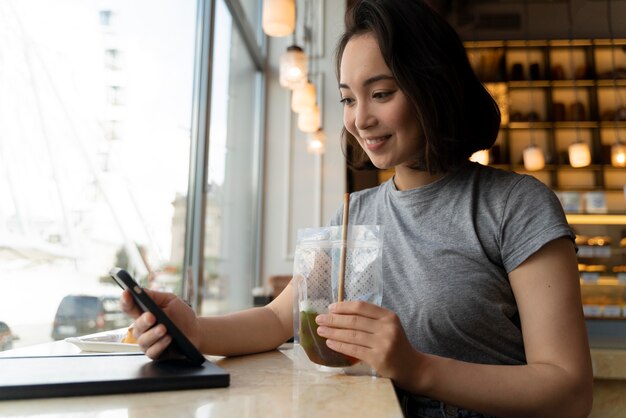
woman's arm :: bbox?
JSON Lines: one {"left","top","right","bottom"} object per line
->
{"left": 316, "top": 237, "right": 593, "bottom": 418}
{"left": 196, "top": 283, "right": 294, "bottom": 356}
{"left": 121, "top": 281, "right": 294, "bottom": 358}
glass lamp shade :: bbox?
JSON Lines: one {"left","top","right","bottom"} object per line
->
{"left": 611, "top": 142, "right": 626, "bottom": 167}
{"left": 307, "top": 130, "right": 326, "bottom": 155}
{"left": 297, "top": 104, "right": 320, "bottom": 133}
{"left": 279, "top": 46, "right": 308, "bottom": 89}
{"left": 469, "top": 149, "right": 489, "bottom": 165}
{"left": 291, "top": 81, "right": 316, "bottom": 113}
{"left": 568, "top": 141, "right": 591, "bottom": 168}
{"left": 262, "top": 0, "right": 295, "bottom": 37}
{"left": 522, "top": 145, "right": 545, "bottom": 171}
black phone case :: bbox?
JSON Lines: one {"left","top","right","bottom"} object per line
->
{"left": 109, "top": 267, "right": 206, "bottom": 366}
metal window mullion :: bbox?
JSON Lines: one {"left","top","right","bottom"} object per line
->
{"left": 184, "top": 0, "right": 216, "bottom": 312}
{"left": 223, "top": 0, "right": 264, "bottom": 71}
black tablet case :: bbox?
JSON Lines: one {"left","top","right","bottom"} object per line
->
{"left": 0, "top": 354, "right": 229, "bottom": 400}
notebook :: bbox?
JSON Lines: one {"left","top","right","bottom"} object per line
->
{"left": 0, "top": 353, "right": 229, "bottom": 400}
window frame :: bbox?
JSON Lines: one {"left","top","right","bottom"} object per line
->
{"left": 184, "top": 0, "right": 267, "bottom": 312}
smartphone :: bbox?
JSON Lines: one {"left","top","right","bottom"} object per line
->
{"left": 109, "top": 267, "right": 206, "bottom": 366}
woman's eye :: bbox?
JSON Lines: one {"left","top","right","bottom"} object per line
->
{"left": 373, "top": 91, "right": 392, "bottom": 100}
{"left": 339, "top": 97, "right": 354, "bottom": 106}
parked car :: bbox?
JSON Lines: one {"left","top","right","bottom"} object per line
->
{"left": 51, "top": 294, "right": 133, "bottom": 340}
{"left": 0, "top": 321, "right": 18, "bottom": 351}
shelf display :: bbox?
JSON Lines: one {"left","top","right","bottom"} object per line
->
{"left": 467, "top": 40, "right": 626, "bottom": 325}
{"left": 465, "top": 39, "right": 626, "bottom": 201}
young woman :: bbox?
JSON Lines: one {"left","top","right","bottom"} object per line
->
{"left": 121, "top": 1, "right": 593, "bottom": 417}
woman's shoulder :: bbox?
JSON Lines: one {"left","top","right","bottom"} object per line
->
{"left": 466, "top": 162, "right": 551, "bottom": 194}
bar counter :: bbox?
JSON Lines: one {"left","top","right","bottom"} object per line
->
{"left": 0, "top": 341, "right": 403, "bottom": 418}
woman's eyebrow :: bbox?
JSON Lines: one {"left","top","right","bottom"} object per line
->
{"left": 339, "top": 74, "right": 394, "bottom": 90}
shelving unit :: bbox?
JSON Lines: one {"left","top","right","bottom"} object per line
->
{"left": 469, "top": 40, "right": 626, "bottom": 330}
{"left": 466, "top": 39, "right": 626, "bottom": 202}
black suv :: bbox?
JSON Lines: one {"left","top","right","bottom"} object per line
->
{"left": 51, "top": 295, "right": 132, "bottom": 340}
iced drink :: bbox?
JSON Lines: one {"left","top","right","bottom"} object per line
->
{"left": 299, "top": 309, "right": 359, "bottom": 367}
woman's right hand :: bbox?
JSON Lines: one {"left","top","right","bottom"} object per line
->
{"left": 120, "top": 289, "right": 200, "bottom": 360}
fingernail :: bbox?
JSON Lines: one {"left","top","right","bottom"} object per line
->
{"left": 315, "top": 314, "right": 328, "bottom": 324}
{"left": 317, "top": 326, "right": 329, "bottom": 336}
{"left": 155, "top": 325, "right": 166, "bottom": 337}
{"left": 145, "top": 314, "right": 156, "bottom": 327}
{"left": 328, "top": 303, "right": 337, "bottom": 312}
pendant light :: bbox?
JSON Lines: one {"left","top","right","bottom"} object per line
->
{"left": 606, "top": 0, "right": 626, "bottom": 167}
{"left": 611, "top": 142, "right": 626, "bottom": 167}
{"left": 297, "top": 104, "right": 320, "bottom": 133}
{"left": 262, "top": 0, "right": 295, "bottom": 37}
{"left": 523, "top": 144, "right": 546, "bottom": 171}
{"left": 307, "top": 129, "right": 326, "bottom": 155}
{"left": 279, "top": 45, "right": 308, "bottom": 90}
{"left": 291, "top": 81, "right": 316, "bottom": 113}
{"left": 566, "top": 0, "right": 591, "bottom": 168}
{"left": 521, "top": 1, "right": 545, "bottom": 171}
{"left": 569, "top": 141, "right": 592, "bottom": 167}
{"left": 469, "top": 149, "right": 489, "bottom": 165}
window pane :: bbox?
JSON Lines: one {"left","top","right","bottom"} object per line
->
{"left": 0, "top": 0, "right": 196, "bottom": 349}
{"left": 202, "top": 0, "right": 260, "bottom": 314}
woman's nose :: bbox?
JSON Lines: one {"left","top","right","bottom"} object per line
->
{"left": 354, "top": 103, "right": 376, "bottom": 130}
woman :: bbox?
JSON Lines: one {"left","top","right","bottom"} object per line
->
{"left": 122, "top": 1, "right": 593, "bottom": 417}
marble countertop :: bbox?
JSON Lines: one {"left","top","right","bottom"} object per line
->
{"left": 0, "top": 341, "right": 403, "bottom": 418}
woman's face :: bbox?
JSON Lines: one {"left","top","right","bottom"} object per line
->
{"left": 339, "top": 33, "right": 421, "bottom": 170}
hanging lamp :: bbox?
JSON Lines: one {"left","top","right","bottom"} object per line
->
{"left": 605, "top": 0, "right": 626, "bottom": 167}
{"left": 298, "top": 104, "right": 320, "bottom": 133}
{"left": 307, "top": 129, "right": 326, "bottom": 155}
{"left": 291, "top": 81, "right": 316, "bottom": 113}
{"left": 523, "top": 144, "right": 546, "bottom": 171}
{"left": 611, "top": 142, "right": 626, "bottom": 167}
{"left": 568, "top": 141, "right": 592, "bottom": 167}
{"left": 520, "top": 2, "right": 545, "bottom": 172}
{"left": 565, "top": 0, "right": 591, "bottom": 168}
{"left": 279, "top": 45, "right": 308, "bottom": 89}
{"left": 262, "top": 0, "right": 295, "bottom": 37}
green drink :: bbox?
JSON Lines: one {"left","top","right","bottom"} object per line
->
{"left": 299, "top": 310, "right": 359, "bottom": 367}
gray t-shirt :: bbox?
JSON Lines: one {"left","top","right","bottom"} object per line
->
{"left": 330, "top": 162, "right": 574, "bottom": 365}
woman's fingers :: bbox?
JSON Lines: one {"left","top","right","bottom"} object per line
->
{"left": 317, "top": 325, "right": 372, "bottom": 347}
{"left": 144, "top": 334, "right": 173, "bottom": 360}
{"left": 120, "top": 290, "right": 143, "bottom": 318}
{"left": 329, "top": 300, "right": 386, "bottom": 318}
{"left": 136, "top": 321, "right": 169, "bottom": 355}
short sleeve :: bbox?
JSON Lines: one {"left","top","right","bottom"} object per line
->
{"left": 499, "top": 176, "right": 575, "bottom": 273}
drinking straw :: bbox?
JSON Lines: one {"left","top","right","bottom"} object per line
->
{"left": 338, "top": 192, "right": 349, "bottom": 302}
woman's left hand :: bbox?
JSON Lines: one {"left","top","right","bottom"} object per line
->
{"left": 315, "top": 301, "right": 420, "bottom": 384}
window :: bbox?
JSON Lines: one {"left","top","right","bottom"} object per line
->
{"left": 201, "top": 0, "right": 264, "bottom": 314}
{"left": 0, "top": 0, "right": 198, "bottom": 349}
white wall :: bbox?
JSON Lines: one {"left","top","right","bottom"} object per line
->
{"left": 260, "top": 0, "right": 347, "bottom": 284}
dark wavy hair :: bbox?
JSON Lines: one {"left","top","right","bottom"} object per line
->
{"left": 336, "top": 0, "right": 500, "bottom": 174}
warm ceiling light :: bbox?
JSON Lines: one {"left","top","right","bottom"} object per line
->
{"left": 469, "top": 149, "right": 489, "bottom": 165}
{"left": 523, "top": 144, "right": 545, "bottom": 171}
{"left": 297, "top": 104, "right": 320, "bottom": 133}
{"left": 262, "top": 0, "right": 295, "bottom": 37}
{"left": 279, "top": 45, "right": 308, "bottom": 90}
{"left": 307, "top": 129, "right": 326, "bottom": 155}
{"left": 291, "top": 81, "right": 316, "bottom": 113}
{"left": 568, "top": 141, "right": 591, "bottom": 168}
{"left": 611, "top": 142, "right": 626, "bottom": 167}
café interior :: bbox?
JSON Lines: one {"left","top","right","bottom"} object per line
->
{"left": 1, "top": 0, "right": 626, "bottom": 416}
